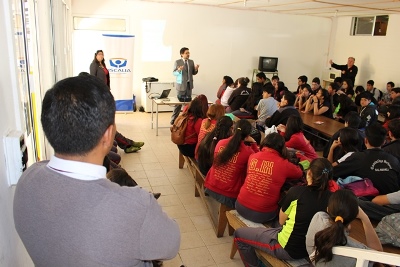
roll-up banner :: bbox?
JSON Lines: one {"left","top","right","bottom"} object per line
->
{"left": 102, "top": 34, "right": 135, "bottom": 111}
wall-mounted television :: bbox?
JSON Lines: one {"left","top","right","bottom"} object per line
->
{"left": 258, "top": 56, "right": 278, "bottom": 72}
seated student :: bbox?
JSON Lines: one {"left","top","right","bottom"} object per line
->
{"left": 194, "top": 104, "right": 225, "bottom": 159}
{"left": 339, "top": 79, "right": 355, "bottom": 99}
{"left": 335, "top": 94, "right": 357, "bottom": 122}
{"left": 231, "top": 88, "right": 258, "bottom": 119}
{"left": 359, "top": 186, "right": 400, "bottom": 221}
{"left": 204, "top": 119, "right": 259, "bottom": 209}
{"left": 227, "top": 77, "right": 251, "bottom": 113}
{"left": 295, "top": 84, "right": 312, "bottom": 111}
{"left": 216, "top": 75, "right": 234, "bottom": 104}
{"left": 236, "top": 133, "right": 303, "bottom": 223}
{"left": 266, "top": 91, "right": 299, "bottom": 127}
{"left": 256, "top": 84, "right": 278, "bottom": 128}
{"left": 327, "top": 82, "right": 340, "bottom": 111}
{"left": 295, "top": 75, "right": 308, "bottom": 94}
{"left": 333, "top": 123, "right": 400, "bottom": 195}
{"left": 311, "top": 77, "right": 322, "bottom": 95}
{"left": 177, "top": 96, "right": 207, "bottom": 158}
{"left": 366, "top": 79, "right": 382, "bottom": 101}
{"left": 197, "top": 116, "right": 233, "bottom": 176}
{"left": 304, "top": 88, "right": 333, "bottom": 118}
{"left": 354, "top": 85, "right": 365, "bottom": 107}
{"left": 306, "top": 190, "right": 383, "bottom": 266}
{"left": 390, "top": 87, "right": 400, "bottom": 105}
{"left": 277, "top": 115, "right": 318, "bottom": 160}
{"left": 220, "top": 79, "right": 236, "bottom": 107}
{"left": 359, "top": 91, "right": 378, "bottom": 128}
{"left": 274, "top": 81, "right": 288, "bottom": 103}
{"left": 327, "top": 127, "right": 359, "bottom": 166}
{"left": 382, "top": 104, "right": 400, "bottom": 131}
{"left": 271, "top": 75, "right": 279, "bottom": 90}
{"left": 107, "top": 168, "right": 161, "bottom": 199}
{"left": 378, "top": 81, "right": 395, "bottom": 113}
{"left": 323, "top": 111, "right": 365, "bottom": 159}
{"left": 252, "top": 72, "right": 270, "bottom": 104}
{"left": 382, "top": 118, "right": 400, "bottom": 162}
{"left": 234, "top": 158, "right": 332, "bottom": 263}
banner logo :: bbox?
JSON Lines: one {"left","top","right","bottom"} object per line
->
{"left": 109, "top": 58, "right": 131, "bottom": 73}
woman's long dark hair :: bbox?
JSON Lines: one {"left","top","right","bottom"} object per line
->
{"left": 185, "top": 97, "right": 207, "bottom": 121}
{"left": 307, "top": 158, "right": 332, "bottom": 192}
{"left": 197, "top": 116, "right": 233, "bottom": 174}
{"left": 260, "top": 132, "right": 287, "bottom": 159}
{"left": 313, "top": 190, "right": 358, "bottom": 263}
{"left": 214, "top": 119, "right": 252, "bottom": 166}
{"left": 284, "top": 115, "right": 303, "bottom": 141}
{"left": 92, "top": 50, "right": 106, "bottom": 67}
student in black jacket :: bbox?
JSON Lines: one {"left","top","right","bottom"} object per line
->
{"left": 265, "top": 91, "right": 299, "bottom": 127}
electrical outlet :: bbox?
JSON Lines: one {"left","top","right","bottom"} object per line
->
{"left": 3, "top": 131, "right": 27, "bottom": 186}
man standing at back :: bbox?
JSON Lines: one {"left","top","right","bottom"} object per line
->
{"left": 329, "top": 57, "right": 358, "bottom": 86}
{"left": 171, "top": 47, "right": 199, "bottom": 124}
{"left": 14, "top": 75, "right": 180, "bottom": 267}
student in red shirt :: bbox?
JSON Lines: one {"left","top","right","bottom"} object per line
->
{"left": 177, "top": 97, "right": 207, "bottom": 158}
{"left": 277, "top": 115, "right": 318, "bottom": 160}
{"left": 236, "top": 133, "right": 303, "bottom": 223}
{"left": 204, "top": 119, "right": 259, "bottom": 208}
{"left": 194, "top": 104, "right": 225, "bottom": 159}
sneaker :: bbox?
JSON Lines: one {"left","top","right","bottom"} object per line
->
{"left": 124, "top": 146, "right": 141, "bottom": 153}
{"left": 153, "top": 193, "right": 161, "bottom": 199}
{"left": 132, "top": 141, "right": 145, "bottom": 148}
{"left": 115, "top": 131, "right": 134, "bottom": 149}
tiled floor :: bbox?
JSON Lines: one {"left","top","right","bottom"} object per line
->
{"left": 115, "top": 111, "right": 243, "bottom": 267}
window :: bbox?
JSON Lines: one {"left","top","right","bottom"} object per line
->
{"left": 351, "top": 15, "right": 389, "bottom": 36}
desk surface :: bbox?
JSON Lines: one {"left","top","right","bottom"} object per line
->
{"left": 299, "top": 112, "right": 344, "bottom": 138}
{"left": 153, "top": 97, "right": 213, "bottom": 105}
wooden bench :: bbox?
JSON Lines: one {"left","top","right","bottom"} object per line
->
{"left": 226, "top": 210, "right": 400, "bottom": 266}
{"left": 178, "top": 151, "right": 234, "bottom": 237}
{"left": 226, "top": 210, "right": 310, "bottom": 267}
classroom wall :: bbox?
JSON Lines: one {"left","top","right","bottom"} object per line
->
{"left": 329, "top": 15, "right": 400, "bottom": 92}
{"left": 71, "top": 0, "right": 332, "bottom": 105}
{"left": 0, "top": 0, "right": 33, "bottom": 266}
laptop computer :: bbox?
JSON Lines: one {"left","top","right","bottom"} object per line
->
{"left": 155, "top": 89, "right": 171, "bottom": 100}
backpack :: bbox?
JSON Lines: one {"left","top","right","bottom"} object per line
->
{"left": 170, "top": 114, "right": 196, "bottom": 145}
{"left": 373, "top": 88, "right": 383, "bottom": 101}
{"left": 375, "top": 212, "right": 400, "bottom": 247}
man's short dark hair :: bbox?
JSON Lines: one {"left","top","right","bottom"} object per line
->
{"left": 312, "top": 77, "right": 320, "bottom": 85}
{"left": 388, "top": 119, "right": 400, "bottom": 139}
{"left": 334, "top": 77, "right": 343, "bottom": 85}
{"left": 262, "top": 83, "right": 275, "bottom": 95}
{"left": 283, "top": 91, "right": 296, "bottom": 106}
{"left": 256, "top": 72, "right": 267, "bottom": 80}
{"left": 271, "top": 75, "right": 280, "bottom": 81}
{"left": 41, "top": 75, "right": 115, "bottom": 155}
{"left": 365, "top": 123, "right": 387, "bottom": 147}
{"left": 298, "top": 75, "right": 308, "bottom": 83}
{"left": 344, "top": 111, "right": 361, "bottom": 129}
{"left": 392, "top": 87, "right": 400, "bottom": 94}
{"left": 180, "top": 47, "right": 189, "bottom": 55}
{"left": 387, "top": 81, "right": 395, "bottom": 88}
{"left": 367, "top": 80, "right": 374, "bottom": 86}
{"left": 359, "top": 91, "right": 372, "bottom": 100}
{"left": 329, "top": 82, "right": 339, "bottom": 92}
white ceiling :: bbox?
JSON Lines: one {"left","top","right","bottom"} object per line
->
{"left": 139, "top": 0, "right": 400, "bottom": 17}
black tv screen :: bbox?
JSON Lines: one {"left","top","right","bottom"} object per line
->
{"left": 258, "top": 57, "right": 278, "bottom": 72}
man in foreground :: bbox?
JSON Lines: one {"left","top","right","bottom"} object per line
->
{"left": 14, "top": 75, "right": 180, "bottom": 267}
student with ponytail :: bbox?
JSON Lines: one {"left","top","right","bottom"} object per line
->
{"left": 194, "top": 104, "right": 225, "bottom": 160}
{"left": 306, "top": 190, "right": 382, "bottom": 266}
{"left": 235, "top": 158, "right": 332, "bottom": 264}
{"left": 196, "top": 116, "right": 233, "bottom": 176}
{"left": 204, "top": 119, "right": 259, "bottom": 208}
